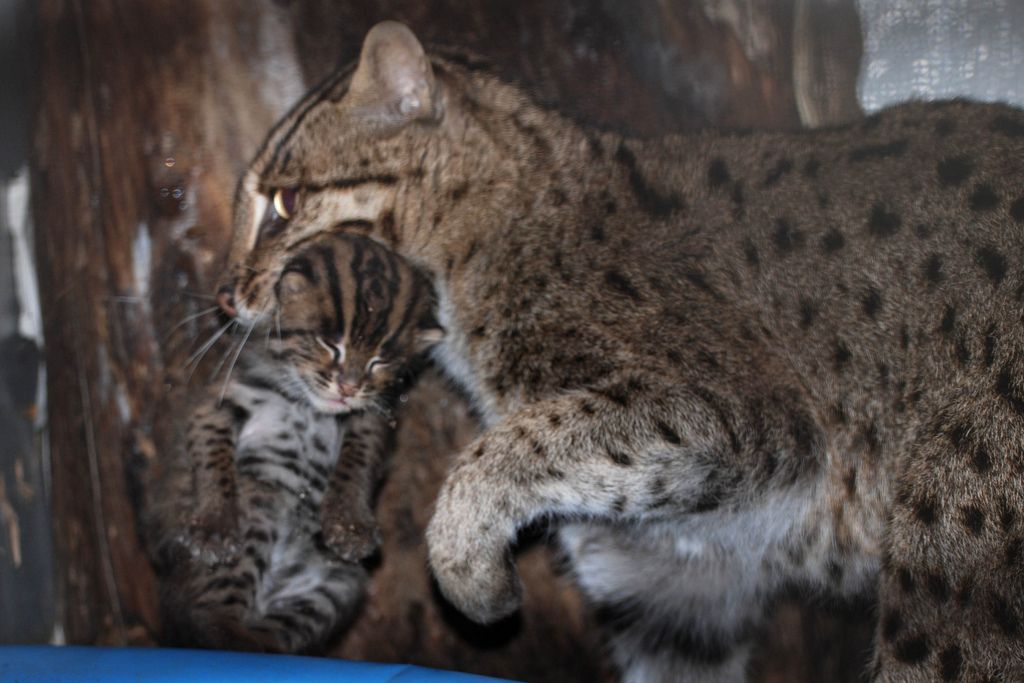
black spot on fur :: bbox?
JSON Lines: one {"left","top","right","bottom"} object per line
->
{"left": 1011, "top": 197, "right": 1024, "bottom": 223}
{"left": 991, "top": 115, "right": 1024, "bottom": 137}
{"left": 743, "top": 240, "right": 759, "bottom": 268}
{"left": 803, "top": 157, "right": 820, "bottom": 178}
{"left": 947, "top": 421, "right": 969, "bottom": 449}
{"left": 615, "top": 142, "right": 685, "bottom": 217}
{"left": 821, "top": 228, "right": 845, "bottom": 253}
{"left": 975, "top": 246, "right": 1007, "bottom": 285}
{"left": 969, "top": 184, "right": 1000, "bottom": 212}
{"left": 940, "top": 305, "right": 957, "bottom": 335}
{"left": 1001, "top": 500, "right": 1018, "bottom": 531}
{"left": 915, "top": 497, "right": 937, "bottom": 525}
{"left": 939, "top": 645, "right": 963, "bottom": 681}
{"left": 936, "top": 155, "right": 973, "bottom": 186}
{"left": 604, "top": 270, "right": 642, "bottom": 300}
{"left": 595, "top": 383, "right": 631, "bottom": 407}
{"left": 868, "top": 203, "right": 901, "bottom": 237}
{"left": 935, "top": 117, "right": 957, "bottom": 137}
{"left": 849, "top": 139, "right": 908, "bottom": 163}
{"left": 961, "top": 506, "right": 985, "bottom": 535}
{"left": 971, "top": 446, "right": 992, "bottom": 475}
{"left": 844, "top": 468, "right": 857, "bottom": 496}
{"left": 956, "top": 335, "right": 970, "bottom": 364}
{"left": 607, "top": 449, "right": 632, "bottom": 467}
{"left": 983, "top": 327, "right": 997, "bottom": 368}
{"left": 1005, "top": 537, "right": 1022, "bottom": 568}
{"left": 882, "top": 610, "right": 904, "bottom": 642}
{"left": 772, "top": 218, "right": 804, "bottom": 253}
{"left": 826, "top": 560, "right": 843, "bottom": 585}
{"left": 656, "top": 421, "right": 682, "bottom": 446}
{"left": 707, "top": 158, "right": 730, "bottom": 188}
{"left": 683, "top": 270, "right": 725, "bottom": 301}
{"left": 992, "top": 594, "right": 1020, "bottom": 636}
{"left": 923, "top": 254, "right": 944, "bottom": 285}
{"left": 862, "top": 287, "right": 883, "bottom": 319}
{"left": 894, "top": 635, "right": 930, "bottom": 664}
{"left": 834, "top": 341, "right": 852, "bottom": 369}
{"left": 762, "top": 158, "right": 793, "bottom": 187}
{"left": 995, "top": 365, "right": 1024, "bottom": 415}
{"left": 798, "top": 298, "right": 817, "bottom": 329}
{"left": 730, "top": 182, "right": 744, "bottom": 214}
{"left": 926, "top": 571, "right": 949, "bottom": 602}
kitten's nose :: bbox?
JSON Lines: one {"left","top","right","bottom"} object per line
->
{"left": 337, "top": 382, "right": 360, "bottom": 399}
{"left": 216, "top": 286, "right": 237, "bottom": 318}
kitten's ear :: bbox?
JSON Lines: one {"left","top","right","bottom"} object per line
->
{"left": 415, "top": 326, "right": 445, "bottom": 353}
{"left": 345, "top": 21, "right": 442, "bottom": 128}
{"left": 415, "top": 310, "right": 445, "bottom": 353}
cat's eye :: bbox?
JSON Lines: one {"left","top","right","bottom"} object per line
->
{"left": 367, "top": 358, "right": 389, "bottom": 374}
{"left": 272, "top": 187, "right": 298, "bottom": 221}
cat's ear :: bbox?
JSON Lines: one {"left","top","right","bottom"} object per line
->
{"left": 345, "top": 21, "right": 442, "bottom": 128}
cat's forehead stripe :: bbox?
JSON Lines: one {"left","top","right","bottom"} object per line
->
{"left": 262, "top": 64, "right": 354, "bottom": 180}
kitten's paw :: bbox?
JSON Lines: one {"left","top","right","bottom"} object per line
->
{"left": 187, "top": 505, "right": 240, "bottom": 566}
{"left": 425, "top": 482, "right": 522, "bottom": 624}
{"left": 322, "top": 512, "right": 381, "bottom": 562}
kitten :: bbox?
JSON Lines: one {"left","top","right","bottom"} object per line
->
{"left": 219, "top": 21, "right": 1024, "bottom": 682}
{"left": 147, "top": 230, "right": 442, "bottom": 652}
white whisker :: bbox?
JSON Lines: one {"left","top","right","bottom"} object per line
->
{"left": 218, "top": 305, "right": 268, "bottom": 405}
{"left": 163, "top": 306, "right": 220, "bottom": 342}
{"left": 186, "top": 319, "right": 235, "bottom": 369}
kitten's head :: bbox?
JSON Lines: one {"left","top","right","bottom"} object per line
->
{"left": 261, "top": 232, "right": 442, "bottom": 414}
{"left": 221, "top": 21, "right": 517, "bottom": 322}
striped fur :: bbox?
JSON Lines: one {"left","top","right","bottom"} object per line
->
{"left": 217, "top": 22, "right": 1024, "bottom": 682}
{"left": 147, "top": 232, "right": 440, "bottom": 652}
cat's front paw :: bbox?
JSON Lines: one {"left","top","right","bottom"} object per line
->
{"left": 425, "top": 472, "right": 522, "bottom": 624}
{"left": 322, "top": 508, "right": 381, "bottom": 562}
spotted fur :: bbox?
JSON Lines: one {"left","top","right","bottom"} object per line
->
{"left": 147, "top": 231, "right": 441, "bottom": 652}
{"left": 222, "top": 22, "right": 1024, "bottom": 681}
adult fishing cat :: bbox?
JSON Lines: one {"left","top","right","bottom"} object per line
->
{"left": 219, "top": 21, "right": 1024, "bottom": 681}
{"left": 148, "top": 231, "right": 442, "bottom": 652}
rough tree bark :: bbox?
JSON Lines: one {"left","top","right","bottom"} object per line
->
{"left": 32, "top": 1, "right": 867, "bottom": 680}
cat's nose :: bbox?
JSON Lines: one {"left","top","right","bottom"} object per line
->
{"left": 216, "top": 286, "right": 237, "bottom": 318}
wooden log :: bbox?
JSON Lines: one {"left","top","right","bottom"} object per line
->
{"left": 33, "top": 0, "right": 868, "bottom": 679}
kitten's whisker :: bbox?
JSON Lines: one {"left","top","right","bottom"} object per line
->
{"left": 218, "top": 306, "right": 267, "bottom": 405}
{"left": 184, "top": 319, "right": 236, "bottom": 386}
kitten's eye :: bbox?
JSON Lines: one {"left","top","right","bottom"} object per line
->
{"left": 317, "top": 337, "right": 342, "bottom": 365}
{"left": 272, "top": 187, "right": 298, "bottom": 220}
{"left": 367, "top": 358, "right": 389, "bottom": 375}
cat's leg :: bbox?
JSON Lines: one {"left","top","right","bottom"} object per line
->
{"left": 321, "top": 410, "right": 392, "bottom": 561}
{"left": 426, "top": 375, "right": 822, "bottom": 623}
{"left": 185, "top": 394, "right": 242, "bottom": 562}
{"left": 869, "top": 391, "right": 1024, "bottom": 682}
{"left": 562, "top": 521, "right": 768, "bottom": 683}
